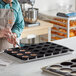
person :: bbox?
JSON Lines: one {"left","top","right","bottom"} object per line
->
{"left": 0, "top": 0, "right": 25, "bottom": 51}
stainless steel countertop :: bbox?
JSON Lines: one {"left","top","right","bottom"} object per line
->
{"left": 0, "top": 37, "right": 76, "bottom": 76}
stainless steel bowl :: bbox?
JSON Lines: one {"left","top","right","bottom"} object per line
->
{"left": 25, "top": 8, "right": 38, "bottom": 23}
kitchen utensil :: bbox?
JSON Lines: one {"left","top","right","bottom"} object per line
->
{"left": 5, "top": 42, "right": 74, "bottom": 62}
{"left": 13, "top": 41, "right": 21, "bottom": 49}
{"left": 25, "top": 8, "right": 38, "bottom": 23}
{"left": 42, "top": 58, "right": 76, "bottom": 76}
{"left": 7, "top": 33, "right": 21, "bottom": 49}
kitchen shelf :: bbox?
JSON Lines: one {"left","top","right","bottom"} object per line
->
{"left": 53, "top": 25, "right": 67, "bottom": 29}
{"left": 51, "top": 34, "right": 66, "bottom": 38}
{"left": 51, "top": 39, "right": 56, "bottom": 41}
{"left": 39, "top": 13, "right": 76, "bottom": 42}
{"left": 51, "top": 29, "right": 67, "bottom": 34}
{"left": 50, "top": 19, "right": 67, "bottom": 25}
{"left": 49, "top": 16, "right": 76, "bottom": 41}
{"left": 70, "top": 26, "right": 76, "bottom": 29}
{"left": 68, "top": 16, "right": 76, "bottom": 20}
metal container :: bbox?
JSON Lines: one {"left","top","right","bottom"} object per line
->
{"left": 25, "top": 8, "right": 38, "bottom": 23}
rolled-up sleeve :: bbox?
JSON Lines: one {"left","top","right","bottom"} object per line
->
{"left": 12, "top": 3, "right": 25, "bottom": 38}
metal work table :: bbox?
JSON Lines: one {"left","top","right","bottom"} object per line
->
{"left": 0, "top": 37, "right": 76, "bottom": 76}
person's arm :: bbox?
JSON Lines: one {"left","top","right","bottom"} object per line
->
{"left": 6, "top": 3, "right": 25, "bottom": 46}
{"left": 12, "top": 3, "right": 25, "bottom": 38}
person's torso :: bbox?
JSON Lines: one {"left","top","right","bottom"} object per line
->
{"left": 0, "top": 0, "right": 20, "bottom": 51}
{"left": 0, "top": 0, "right": 20, "bottom": 23}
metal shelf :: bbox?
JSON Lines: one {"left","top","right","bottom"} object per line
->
{"left": 70, "top": 26, "right": 76, "bottom": 29}
{"left": 49, "top": 16, "right": 76, "bottom": 41}
{"left": 47, "top": 15, "right": 68, "bottom": 20}
{"left": 51, "top": 34, "right": 66, "bottom": 38}
{"left": 50, "top": 19, "right": 67, "bottom": 25}
{"left": 51, "top": 39, "right": 56, "bottom": 41}
{"left": 39, "top": 13, "right": 76, "bottom": 41}
{"left": 51, "top": 16, "right": 76, "bottom": 20}
{"left": 52, "top": 29, "right": 67, "bottom": 34}
{"left": 53, "top": 25, "right": 67, "bottom": 29}
{"left": 68, "top": 16, "right": 76, "bottom": 20}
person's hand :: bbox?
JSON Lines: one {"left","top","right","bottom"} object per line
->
{"left": 0, "top": 28, "right": 17, "bottom": 46}
{"left": 6, "top": 33, "right": 17, "bottom": 47}
{"left": 0, "top": 28, "right": 17, "bottom": 47}
{"left": 0, "top": 28, "right": 11, "bottom": 38}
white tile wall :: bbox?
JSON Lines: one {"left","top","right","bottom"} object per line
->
{"left": 23, "top": 0, "right": 75, "bottom": 12}
{"left": 34, "top": 0, "right": 75, "bottom": 11}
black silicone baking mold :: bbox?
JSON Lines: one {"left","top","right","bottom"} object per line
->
{"left": 4, "top": 42, "right": 74, "bottom": 62}
{"left": 42, "top": 58, "right": 76, "bottom": 76}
